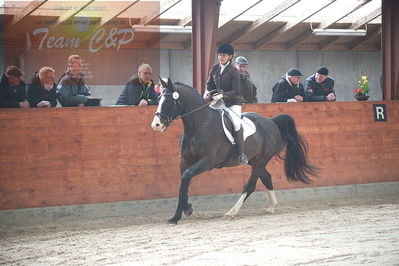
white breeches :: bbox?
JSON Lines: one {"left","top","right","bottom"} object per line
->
{"left": 211, "top": 101, "right": 242, "bottom": 131}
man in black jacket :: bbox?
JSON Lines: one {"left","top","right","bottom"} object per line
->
{"left": 271, "top": 68, "right": 305, "bottom": 103}
{"left": 304, "top": 66, "right": 336, "bottom": 102}
{"left": 116, "top": 63, "right": 158, "bottom": 106}
{"left": 27, "top": 67, "right": 57, "bottom": 107}
{"left": 0, "top": 65, "right": 29, "bottom": 108}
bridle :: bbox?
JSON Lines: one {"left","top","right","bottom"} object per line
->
{"left": 155, "top": 92, "right": 210, "bottom": 126}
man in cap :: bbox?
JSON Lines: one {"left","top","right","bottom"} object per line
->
{"left": 0, "top": 65, "right": 29, "bottom": 108}
{"left": 271, "top": 68, "right": 305, "bottom": 103}
{"left": 235, "top": 56, "right": 258, "bottom": 103}
{"left": 304, "top": 66, "right": 336, "bottom": 102}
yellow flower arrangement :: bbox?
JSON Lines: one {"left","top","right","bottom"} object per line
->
{"left": 354, "top": 76, "right": 369, "bottom": 95}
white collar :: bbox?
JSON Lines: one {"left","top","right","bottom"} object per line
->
{"left": 220, "top": 61, "right": 230, "bottom": 74}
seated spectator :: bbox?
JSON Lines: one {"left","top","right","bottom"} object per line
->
{"left": 271, "top": 68, "right": 305, "bottom": 103}
{"left": 57, "top": 55, "right": 93, "bottom": 107}
{"left": 304, "top": 66, "right": 336, "bottom": 102}
{"left": 235, "top": 56, "right": 258, "bottom": 103}
{"left": 27, "top": 67, "right": 57, "bottom": 107}
{"left": 0, "top": 65, "right": 29, "bottom": 108}
{"left": 115, "top": 63, "right": 158, "bottom": 106}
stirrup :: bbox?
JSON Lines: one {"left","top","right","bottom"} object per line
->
{"left": 239, "top": 154, "right": 248, "bottom": 164}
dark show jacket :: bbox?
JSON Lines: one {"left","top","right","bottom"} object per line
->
{"left": 271, "top": 75, "right": 305, "bottom": 103}
{"left": 304, "top": 74, "right": 335, "bottom": 102}
{"left": 0, "top": 74, "right": 27, "bottom": 108}
{"left": 27, "top": 73, "right": 57, "bottom": 107}
{"left": 206, "top": 62, "right": 242, "bottom": 107}
{"left": 115, "top": 76, "right": 158, "bottom": 106}
{"left": 57, "top": 71, "right": 91, "bottom": 107}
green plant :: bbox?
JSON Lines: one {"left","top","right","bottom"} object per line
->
{"left": 354, "top": 76, "right": 369, "bottom": 95}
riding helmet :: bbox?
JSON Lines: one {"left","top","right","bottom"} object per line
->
{"left": 217, "top": 43, "right": 234, "bottom": 55}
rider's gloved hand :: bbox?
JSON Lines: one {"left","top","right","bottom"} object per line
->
{"left": 211, "top": 93, "right": 223, "bottom": 101}
{"left": 203, "top": 90, "right": 211, "bottom": 99}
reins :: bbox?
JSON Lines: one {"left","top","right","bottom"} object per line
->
{"left": 176, "top": 102, "right": 210, "bottom": 120}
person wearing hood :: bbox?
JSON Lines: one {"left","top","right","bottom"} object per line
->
{"left": 115, "top": 63, "right": 158, "bottom": 106}
{"left": 0, "top": 65, "right": 29, "bottom": 108}
{"left": 27, "top": 66, "right": 57, "bottom": 107}
{"left": 271, "top": 68, "right": 305, "bottom": 103}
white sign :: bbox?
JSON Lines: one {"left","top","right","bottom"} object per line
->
{"left": 32, "top": 27, "right": 135, "bottom": 53}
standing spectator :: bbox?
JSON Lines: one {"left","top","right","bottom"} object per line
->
{"left": 57, "top": 55, "right": 92, "bottom": 107}
{"left": 235, "top": 56, "right": 258, "bottom": 103}
{"left": 304, "top": 66, "right": 336, "bottom": 102}
{"left": 27, "top": 67, "right": 57, "bottom": 107}
{"left": 271, "top": 68, "right": 305, "bottom": 103}
{"left": 115, "top": 63, "right": 158, "bottom": 106}
{"left": 0, "top": 65, "right": 29, "bottom": 108}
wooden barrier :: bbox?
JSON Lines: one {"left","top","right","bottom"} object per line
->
{"left": 0, "top": 101, "right": 398, "bottom": 210}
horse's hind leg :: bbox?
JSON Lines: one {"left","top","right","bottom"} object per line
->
{"left": 259, "top": 168, "right": 278, "bottom": 214}
{"left": 224, "top": 165, "right": 262, "bottom": 219}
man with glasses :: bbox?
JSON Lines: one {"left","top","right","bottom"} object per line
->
{"left": 0, "top": 65, "right": 29, "bottom": 108}
{"left": 116, "top": 63, "right": 158, "bottom": 106}
{"left": 27, "top": 67, "right": 57, "bottom": 107}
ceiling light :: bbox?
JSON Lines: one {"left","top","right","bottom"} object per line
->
{"left": 312, "top": 28, "right": 367, "bottom": 37}
{"left": 132, "top": 25, "right": 192, "bottom": 34}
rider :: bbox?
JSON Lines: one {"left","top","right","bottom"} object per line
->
{"left": 203, "top": 43, "right": 248, "bottom": 164}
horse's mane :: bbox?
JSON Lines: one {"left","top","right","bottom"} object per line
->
{"left": 174, "top": 82, "right": 204, "bottom": 101}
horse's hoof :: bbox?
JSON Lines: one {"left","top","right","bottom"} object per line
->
{"left": 223, "top": 214, "right": 234, "bottom": 220}
{"left": 167, "top": 218, "right": 178, "bottom": 225}
{"left": 265, "top": 207, "right": 275, "bottom": 214}
{"left": 184, "top": 204, "right": 193, "bottom": 217}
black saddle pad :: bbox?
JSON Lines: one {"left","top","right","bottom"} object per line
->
{"left": 85, "top": 98, "right": 102, "bottom": 106}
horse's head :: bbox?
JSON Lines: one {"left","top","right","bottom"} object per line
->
{"left": 151, "top": 77, "right": 184, "bottom": 132}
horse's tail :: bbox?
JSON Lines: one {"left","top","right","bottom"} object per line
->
{"left": 271, "top": 114, "right": 317, "bottom": 184}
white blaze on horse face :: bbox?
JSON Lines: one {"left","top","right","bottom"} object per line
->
{"left": 151, "top": 95, "right": 167, "bottom": 132}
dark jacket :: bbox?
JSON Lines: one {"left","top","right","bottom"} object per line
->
{"left": 27, "top": 73, "right": 57, "bottom": 107}
{"left": 57, "top": 71, "right": 91, "bottom": 107}
{"left": 0, "top": 74, "right": 27, "bottom": 108}
{"left": 304, "top": 74, "right": 335, "bottom": 102}
{"left": 271, "top": 75, "right": 305, "bottom": 103}
{"left": 240, "top": 71, "right": 258, "bottom": 103}
{"left": 206, "top": 62, "right": 241, "bottom": 107}
{"left": 115, "top": 76, "right": 158, "bottom": 106}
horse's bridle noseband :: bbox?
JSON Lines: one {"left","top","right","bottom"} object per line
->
{"left": 155, "top": 92, "right": 181, "bottom": 127}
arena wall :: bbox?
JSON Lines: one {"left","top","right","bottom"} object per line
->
{"left": 0, "top": 101, "right": 398, "bottom": 210}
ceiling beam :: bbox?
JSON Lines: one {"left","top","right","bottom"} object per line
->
{"left": 350, "top": 6, "right": 381, "bottom": 29}
{"left": 6, "top": 0, "right": 47, "bottom": 27}
{"left": 218, "top": 0, "right": 263, "bottom": 28}
{"left": 254, "top": 0, "right": 336, "bottom": 49}
{"left": 348, "top": 25, "right": 381, "bottom": 49}
{"left": 318, "top": 0, "right": 371, "bottom": 30}
{"left": 219, "top": 0, "right": 300, "bottom": 44}
{"left": 288, "top": 0, "right": 370, "bottom": 49}
{"left": 178, "top": 15, "right": 192, "bottom": 26}
{"left": 141, "top": 0, "right": 182, "bottom": 26}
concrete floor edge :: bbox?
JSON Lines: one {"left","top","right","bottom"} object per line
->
{"left": 1, "top": 182, "right": 398, "bottom": 226}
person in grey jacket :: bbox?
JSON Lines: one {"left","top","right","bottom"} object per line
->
{"left": 57, "top": 55, "right": 92, "bottom": 107}
{"left": 115, "top": 63, "right": 158, "bottom": 106}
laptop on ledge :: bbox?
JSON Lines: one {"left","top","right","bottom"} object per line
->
{"left": 85, "top": 98, "right": 102, "bottom": 106}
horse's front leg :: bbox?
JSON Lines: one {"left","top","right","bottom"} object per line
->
{"left": 168, "top": 157, "right": 212, "bottom": 224}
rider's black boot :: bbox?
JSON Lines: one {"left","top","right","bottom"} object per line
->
{"left": 234, "top": 126, "right": 248, "bottom": 164}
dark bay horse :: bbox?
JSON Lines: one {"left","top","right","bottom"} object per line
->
{"left": 151, "top": 78, "right": 317, "bottom": 224}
